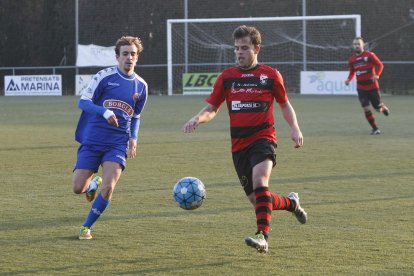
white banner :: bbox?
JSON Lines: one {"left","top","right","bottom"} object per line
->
{"left": 4, "top": 75, "right": 62, "bottom": 96}
{"left": 76, "top": 44, "right": 117, "bottom": 67}
{"left": 75, "top": 75, "right": 94, "bottom": 96}
{"left": 300, "top": 71, "right": 357, "bottom": 95}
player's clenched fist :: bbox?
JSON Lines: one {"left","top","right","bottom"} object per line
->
{"left": 182, "top": 117, "right": 199, "bottom": 133}
{"left": 107, "top": 115, "right": 119, "bottom": 127}
{"left": 103, "top": 110, "right": 119, "bottom": 127}
{"left": 291, "top": 128, "right": 304, "bottom": 148}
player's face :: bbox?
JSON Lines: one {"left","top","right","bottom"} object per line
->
{"left": 116, "top": 45, "right": 139, "bottom": 75}
{"left": 234, "top": 36, "right": 260, "bottom": 69}
{"left": 352, "top": 39, "right": 364, "bottom": 54}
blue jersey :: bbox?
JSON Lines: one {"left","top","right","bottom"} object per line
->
{"left": 75, "top": 67, "right": 148, "bottom": 147}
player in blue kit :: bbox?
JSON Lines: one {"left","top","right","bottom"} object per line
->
{"left": 73, "top": 36, "right": 148, "bottom": 240}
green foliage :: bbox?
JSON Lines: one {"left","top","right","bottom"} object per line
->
{"left": 0, "top": 95, "right": 413, "bottom": 275}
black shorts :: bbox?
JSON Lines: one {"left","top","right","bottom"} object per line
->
{"left": 232, "top": 138, "right": 277, "bottom": 196}
{"left": 357, "top": 89, "right": 382, "bottom": 109}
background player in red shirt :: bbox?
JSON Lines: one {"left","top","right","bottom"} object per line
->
{"left": 182, "top": 25, "right": 307, "bottom": 253}
{"left": 345, "top": 37, "right": 390, "bottom": 135}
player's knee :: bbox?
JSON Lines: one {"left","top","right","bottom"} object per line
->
{"left": 252, "top": 177, "right": 268, "bottom": 189}
{"left": 73, "top": 184, "right": 84, "bottom": 194}
{"left": 72, "top": 179, "right": 87, "bottom": 194}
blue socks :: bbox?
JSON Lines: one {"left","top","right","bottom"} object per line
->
{"left": 82, "top": 193, "right": 110, "bottom": 228}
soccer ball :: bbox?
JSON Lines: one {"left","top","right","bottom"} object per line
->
{"left": 173, "top": 177, "right": 206, "bottom": 210}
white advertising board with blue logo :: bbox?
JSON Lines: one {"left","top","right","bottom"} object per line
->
{"left": 300, "top": 71, "right": 357, "bottom": 95}
{"left": 4, "top": 75, "right": 62, "bottom": 96}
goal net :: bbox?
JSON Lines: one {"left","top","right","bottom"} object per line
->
{"left": 167, "top": 15, "right": 361, "bottom": 95}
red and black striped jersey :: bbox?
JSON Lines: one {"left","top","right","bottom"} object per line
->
{"left": 206, "top": 64, "right": 288, "bottom": 152}
{"left": 347, "top": 51, "right": 384, "bottom": 91}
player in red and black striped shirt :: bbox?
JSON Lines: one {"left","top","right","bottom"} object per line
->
{"left": 183, "top": 25, "right": 307, "bottom": 253}
{"left": 345, "top": 37, "right": 390, "bottom": 135}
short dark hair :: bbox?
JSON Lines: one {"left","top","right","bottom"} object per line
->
{"left": 115, "top": 36, "right": 143, "bottom": 56}
{"left": 232, "top": 25, "right": 262, "bottom": 46}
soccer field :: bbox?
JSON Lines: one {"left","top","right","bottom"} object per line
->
{"left": 0, "top": 95, "right": 413, "bottom": 275}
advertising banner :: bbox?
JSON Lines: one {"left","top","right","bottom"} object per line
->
{"left": 300, "top": 71, "right": 357, "bottom": 95}
{"left": 182, "top": 73, "right": 219, "bottom": 95}
{"left": 4, "top": 75, "right": 62, "bottom": 96}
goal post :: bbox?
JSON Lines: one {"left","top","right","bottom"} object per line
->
{"left": 167, "top": 15, "right": 361, "bottom": 95}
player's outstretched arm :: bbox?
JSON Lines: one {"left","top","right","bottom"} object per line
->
{"left": 279, "top": 101, "right": 304, "bottom": 148}
{"left": 182, "top": 104, "right": 218, "bottom": 133}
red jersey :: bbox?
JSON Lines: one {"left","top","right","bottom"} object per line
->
{"left": 346, "top": 51, "right": 384, "bottom": 91}
{"left": 206, "top": 64, "right": 288, "bottom": 152}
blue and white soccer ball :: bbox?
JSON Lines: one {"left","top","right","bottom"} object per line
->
{"left": 173, "top": 177, "right": 206, "bottom": 210}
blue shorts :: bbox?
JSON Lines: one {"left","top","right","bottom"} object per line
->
{"left": 74, "top": 144, "right": 127, "bottom": 172}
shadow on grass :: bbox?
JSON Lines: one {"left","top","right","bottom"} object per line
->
{"left": 117, "top": 261, "right": 233, "bottom": 275}
{"left": 0, "top": 206, "right": 249, "bottom": 232}
{"left": 57, "top": 235, "right": 80, "bottom": 241}
{"left": 0, "top": 259, "right": 233, "bottom": 276}
{"left": 269, "top": 171, "right": 414, "bottom": 185}
{"left": 0, "top": 263, "right": 97, "bottom": 276}
{"left": 119, "top": 170, "right": 414, "bottom": 194}
{"left": 1, "top": 171, "right": 413, "bottom": 233}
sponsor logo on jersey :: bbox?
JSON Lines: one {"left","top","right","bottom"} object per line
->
{"left": 104, "top": 99, "right": 134, "bottom": 117}
{"left": 231, "top": 87, "right": 263, "bottom": 94}
{"left": 230, "top": 101, "right": 269, "bottom": 113}
{"left": 259, "top": 74, "right": 268, "bottom": 85}
{"left": 238, "top": 82, "right": 258, "bottom": 87}
{"left": 108, "top": 82, "right": 120, "bottom": 86}
{"left": 133, "top": 92, "right": 139, "bottom": 101}
{"left": 356, "top": 69, "right": 369, "bottom": 76}
{"left": 352, "top": 59, "right": 367, "bottom": 68}
{"left": 224, "top": 77, "right": 273, "bottom": 90}
{"left": 241, "top": 73, "right": 254, "bottom": 77}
